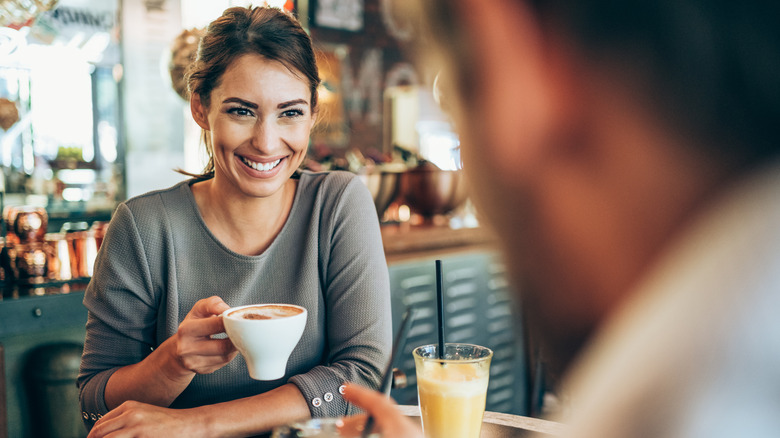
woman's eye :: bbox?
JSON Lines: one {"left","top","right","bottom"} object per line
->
{"left": 281, "top": 109, "right": 305, "bottom": 118}
{"left": 227, "top": 107, "right": 253, "bottom": 117}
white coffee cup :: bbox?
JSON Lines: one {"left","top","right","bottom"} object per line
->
{"left": 222, "top": 303, "right": 307, "bottom": 380}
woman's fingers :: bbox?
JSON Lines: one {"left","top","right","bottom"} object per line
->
{"left": 187, "top": 295, "right": 231, "bottom": 319}
{"left": 178, "top": 313, "right": 226, "bottom": 338}
{"left": 87, "top": 413, "right": 117, "bottom": 438}
{"left": 175, "top": 333, "right": 237, "bottom": 373}
{"left": 342, "top": 383, "right": 422, "bottom": 438}
{"left": 170, "top": 296, "right": 237, "bottom": 374}
{"left": 177, "top": 336, "right": 236, "bottom": 359}
{"left": 87, "top": 401, "right": 207, "bottom": 438}
{"left": 87, "top": 401, "right": 136, "bottom": 438}
{"left": 178, "top": 296, "right": 231, "bottom": 338}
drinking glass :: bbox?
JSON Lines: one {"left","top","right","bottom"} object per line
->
{"left": 413, "top": 343, "right": 493, "bottom": 438}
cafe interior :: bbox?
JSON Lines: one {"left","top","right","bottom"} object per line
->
{"left": 0, "top": 0, "right": 551, "bottom": 436}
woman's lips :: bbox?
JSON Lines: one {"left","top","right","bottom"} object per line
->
{"left": 236, "top": 155, "right": 286, "bottom": 178}
{"left": 240, "top": 156, "right": 282, "bottom": 171}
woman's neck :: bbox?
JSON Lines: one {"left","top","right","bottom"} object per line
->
{"left": 191, "top": 176, "right": 297, "bottom": 256}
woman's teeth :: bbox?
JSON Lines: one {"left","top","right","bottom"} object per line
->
{"left": 241, "top": 157, "right": 281, "bottom": 171}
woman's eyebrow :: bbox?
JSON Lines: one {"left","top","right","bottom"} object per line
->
{"left": 222, "top": 97, "right": 258, "bottom": 109}
{"left": 278, "top": 99, "right": 308, "bottom": 109}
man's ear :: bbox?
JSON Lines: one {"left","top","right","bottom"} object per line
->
{"left": 191, "top": 93, "right": 210, "bottom": 130}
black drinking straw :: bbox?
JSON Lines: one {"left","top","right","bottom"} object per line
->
{"left": 361, "top": 307, "right": 415, "bottom": 438}
{"left": 436, "top": 259, "right": 445, "bottom": 360}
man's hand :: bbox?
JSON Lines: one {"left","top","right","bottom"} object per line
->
{"left": 341, "top": 383, "right": 423, "bottom": 438}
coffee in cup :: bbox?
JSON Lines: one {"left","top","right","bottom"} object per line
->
{"left": 222, "top": 303, "right": 307, "bottom": 380}
{"left": 228, "top": 304, "right": 304, "bottom": 320}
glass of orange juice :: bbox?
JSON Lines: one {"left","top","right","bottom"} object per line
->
{"left": 413, "top": 343, "right": 493, "bottom": 438}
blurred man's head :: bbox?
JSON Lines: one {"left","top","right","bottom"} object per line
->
{"left": 412, "top": 1, "right": 780, "bottom": 375}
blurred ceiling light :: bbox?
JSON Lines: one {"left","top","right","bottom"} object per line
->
{"left": 61, "top": 187, "right": 84, "bottom": 202}
{"left": 398, "top": 204, "right": 411, "bottom": 223}
{"left": 81, "top": 32, "right": 111, "bottom": 63}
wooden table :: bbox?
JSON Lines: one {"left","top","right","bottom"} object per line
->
{"left": 398, "top": 405, "right": 566, "bottom": 437}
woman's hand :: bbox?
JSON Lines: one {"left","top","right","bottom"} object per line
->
{"left": 169, "top": 296, "right": 238, "bottom": 376}
{"left": 87, "top": 401, "right": 209, "bottom": 438}
{"left": 104, "top": 296, "right": 238, "bottom": 410}
{"left": 341, "top": 383, "right": 422, "bottom": 438}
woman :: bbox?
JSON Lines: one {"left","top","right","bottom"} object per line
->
{"left": 78, "top": 6, "right": 392, "bottom": 436}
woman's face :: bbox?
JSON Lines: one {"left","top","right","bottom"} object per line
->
{"left": 192, "top": 53, "right": 315, "bottom": 199}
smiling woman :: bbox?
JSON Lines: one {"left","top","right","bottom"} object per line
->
{"left": 76, "top": 6, "right": 392, "bottom": 438}
{"left": 190, "top": 54, "right": 314, "bottom": 213}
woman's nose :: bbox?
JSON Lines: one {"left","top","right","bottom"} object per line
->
{"left": 250, "top": 120, "right": 277, "bottom": 150}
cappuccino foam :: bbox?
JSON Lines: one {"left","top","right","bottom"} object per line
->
{"left": 228, "top": 305, "right": 303, "bottom": 320}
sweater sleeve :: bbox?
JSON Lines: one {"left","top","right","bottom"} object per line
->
{"left": 77, "top": 202, "right": 159, "bottom": 429}
{"left": 289, "top": 174, "right": 393, "bottom": 416}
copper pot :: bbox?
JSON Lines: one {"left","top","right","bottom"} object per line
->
{"left": 398, "top": 164, "right": 468, "bottom": 218}
{"left": 6, "top": 206, "right": 48, "bottom": 244}
{"left": 12, "top": 242, "right": 48, "bottom": 283}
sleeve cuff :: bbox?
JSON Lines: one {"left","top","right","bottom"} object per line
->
{"left": 289, "top": 366, "right": 358, "bottom": 417}
{"left": 78, "top": 367, "right": 120, "bottom": 429}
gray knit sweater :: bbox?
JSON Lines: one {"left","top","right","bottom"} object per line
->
{"left": 77, "top": 171, "right": 392, "bottom": 427}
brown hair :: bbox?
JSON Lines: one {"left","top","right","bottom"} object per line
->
{"left": 183, "top": 6, "right": 320, "bottom": 179}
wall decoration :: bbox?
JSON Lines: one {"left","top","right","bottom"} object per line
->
{"left": 313, "top": 0, "right": 364, "bottom": 31}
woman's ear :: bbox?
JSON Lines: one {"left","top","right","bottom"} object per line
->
{"left": 191, "top": 93, "right": 210, "bottom": 130}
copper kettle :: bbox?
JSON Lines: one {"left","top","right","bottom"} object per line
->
{"left": 2, "top": 205, "right": 49, "bottom": 284}
{"left": 5, "top": 205, "right": 48, "bottom": 245}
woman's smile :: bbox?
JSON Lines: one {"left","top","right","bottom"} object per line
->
{"left": 238, "top": 155, "right": 284, "bottom": 174}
